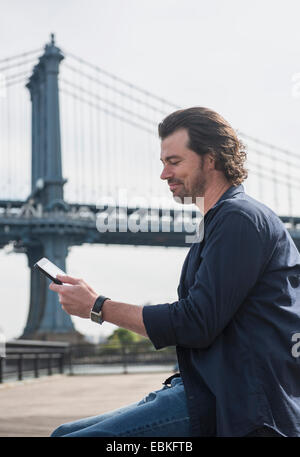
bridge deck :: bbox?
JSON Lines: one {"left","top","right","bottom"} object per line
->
{"left": 0, "top": 371, "right": 170, "bottom": 437}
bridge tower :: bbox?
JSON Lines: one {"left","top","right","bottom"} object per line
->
{"left": 21, "top": 35, "right": 82, "bottom": 342}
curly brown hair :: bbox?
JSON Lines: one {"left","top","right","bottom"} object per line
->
{"left": 158, "top": 107, "right": 248, "bottom": 186}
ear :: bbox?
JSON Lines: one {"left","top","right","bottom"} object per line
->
{"left": 206, "top": 153, "right": 216, "bottom": 170}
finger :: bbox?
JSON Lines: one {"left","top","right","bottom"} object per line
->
{"left": 49, "top": 282, "right": 64, "bottom": 292}
{"left": 56, "top": 274, "right": 80, "bottom": 285}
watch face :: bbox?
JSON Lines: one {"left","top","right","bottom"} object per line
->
{"left": 91, "top": 311, "right": 103, "bottom": 324}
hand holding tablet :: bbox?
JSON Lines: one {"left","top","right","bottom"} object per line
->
{"left": 34, "top": 257, "right": 67, "bottom": 284}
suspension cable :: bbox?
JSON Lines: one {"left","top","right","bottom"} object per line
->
{"left": 0, "top": 57, "right": 40, "bottom": 74}
{"left": 238, "top": 130, "right": 300, "bottom": 160}
{"left": 63, "top": 50, "right": 180, "bottom": 108}
{"left": 63, "top": 63, "right": 170, "bottom": 115}
{"left": 0, "top": 48, "right": 41, "bottom": 64}
{"left": 60, "top": 79, "right": 157, "bottom": 127}
{"left": 60, "top": 88, "right": 156, "bottom": 135}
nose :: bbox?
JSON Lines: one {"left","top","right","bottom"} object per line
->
{"left": 160, "top": 164, "right": 173, "bottom": 181}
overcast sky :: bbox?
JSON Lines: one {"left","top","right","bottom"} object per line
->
{"left": 1, "top": 0, "right": 300, "bottom": 341}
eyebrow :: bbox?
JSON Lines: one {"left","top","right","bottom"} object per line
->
{"left": 160, "top": 155, "right": 182, "bottom": 163}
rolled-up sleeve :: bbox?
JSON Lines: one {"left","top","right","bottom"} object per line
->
{"left": 143, "top": 211, "right": 266, "bottom": 350}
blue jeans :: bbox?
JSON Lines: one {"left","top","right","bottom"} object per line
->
{"left": 51, "top": 376, "right": 191, "bottom": 437}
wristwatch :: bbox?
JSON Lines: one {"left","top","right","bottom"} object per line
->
{"left": 90, "top": 295, "right": 110, "bottom": 324}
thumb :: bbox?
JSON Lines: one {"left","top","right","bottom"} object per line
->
{"left": 56, "top": 274, "right": 80, "bottom": 285}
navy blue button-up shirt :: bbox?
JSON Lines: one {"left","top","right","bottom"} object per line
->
{"left": 142, "top": 185, "right": 300, "bottom": 437}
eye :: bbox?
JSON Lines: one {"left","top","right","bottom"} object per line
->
{"left": 170, "top": 161, "right": 180, "bottom": 166}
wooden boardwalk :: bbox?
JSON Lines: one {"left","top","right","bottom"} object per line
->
{"left": 0, "top": 372, "right": 170, "bottom": 437}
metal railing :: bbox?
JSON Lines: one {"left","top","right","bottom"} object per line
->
{"left": 0, "top": 340, "right": 71, "bottom": 383}
{"left": 0, "top": 339, "right": 177, "bottom": 381}
{"left": 69, "top": 341, "right": 177, "bottom": 374}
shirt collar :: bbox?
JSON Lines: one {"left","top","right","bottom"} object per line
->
{"left": 216, "top": 184, "right": 245, "bottom": 204}
{"left": 204, "top": 184, "right": 245, "bottom": 219}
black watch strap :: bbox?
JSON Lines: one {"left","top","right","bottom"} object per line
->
{"left": 90, "top": 295, "right": 110, "bottom": 324}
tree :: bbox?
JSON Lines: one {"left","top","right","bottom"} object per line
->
{"left": 107, "top": 328, "right": 144, "bottom": 346}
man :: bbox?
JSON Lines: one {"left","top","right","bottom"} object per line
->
{"left": 50, "top": 107, "right": 300, "bottom": 437}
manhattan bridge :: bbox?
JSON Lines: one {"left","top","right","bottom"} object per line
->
{"left": 0, "top": 35, "right": 299, "bottom": 342}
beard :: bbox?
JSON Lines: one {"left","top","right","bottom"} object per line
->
{"left": 172, "top": 181, "right": 206, "bottom": 205}
{"left": 171, "top": 156, "right": 206, "bottom": 205}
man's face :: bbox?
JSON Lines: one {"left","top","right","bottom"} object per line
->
{"left": 160, "top": 128, "right": 208, "bottom": 203}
